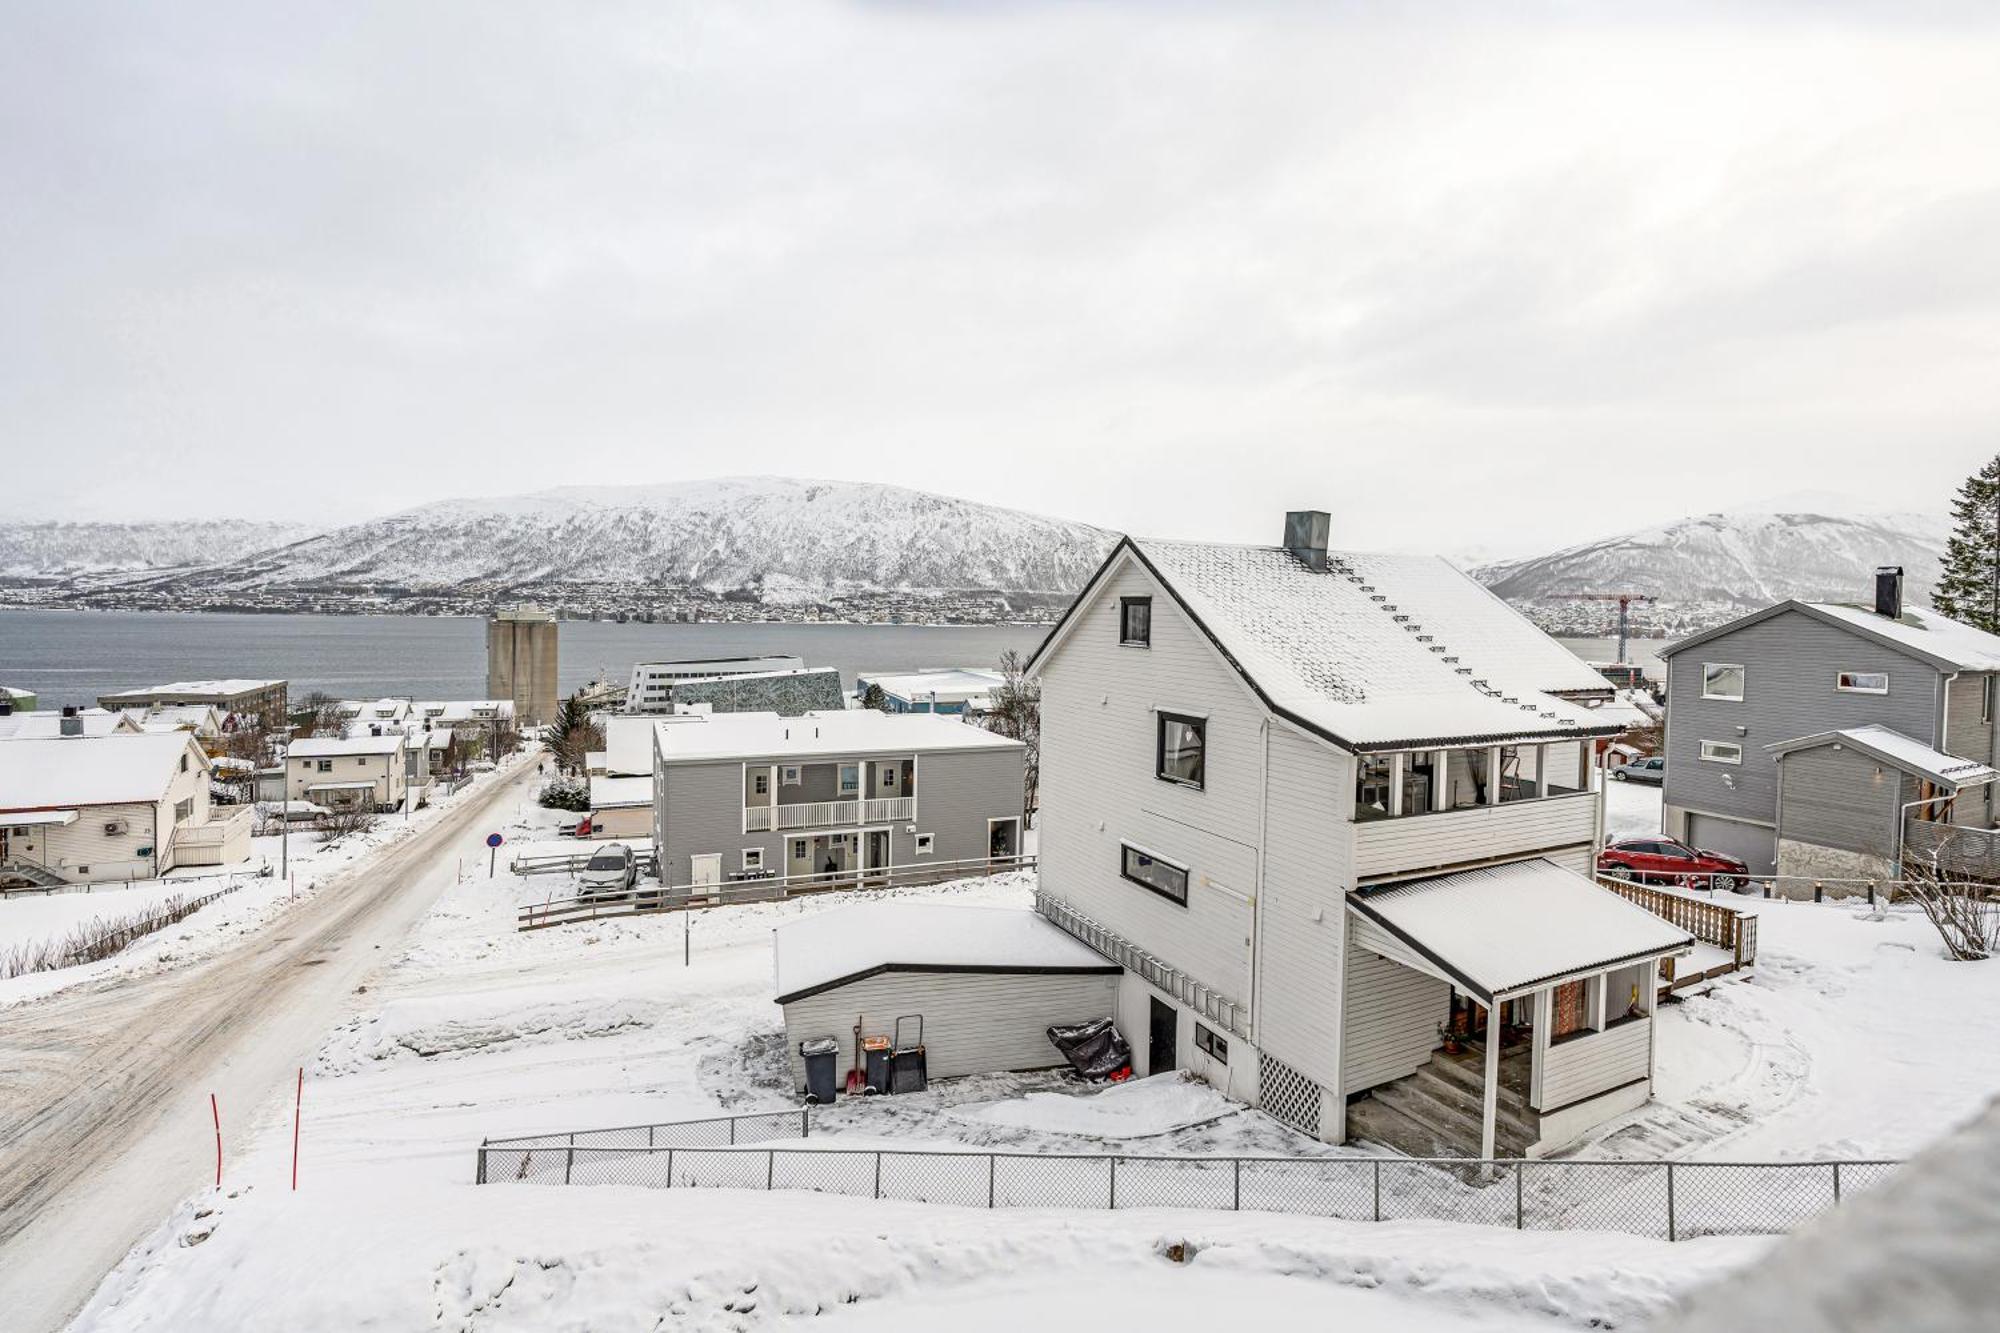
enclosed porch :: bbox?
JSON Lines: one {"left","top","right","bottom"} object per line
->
{"left": 1343, "top": 858, "right": 1693, "bottom": 1159}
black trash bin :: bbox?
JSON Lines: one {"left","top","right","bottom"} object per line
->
{"left": 889, "top": 1014, "right": 927, "bottom": 1095}
{"left": 862, "top": 1035, "right": 892, "bottom": 1095}
{"left": 800, "top": 1036, "right": 840, "bottom": 1104}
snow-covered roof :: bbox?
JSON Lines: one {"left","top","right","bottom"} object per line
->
{"left": 1349, "top": 858, "right": 1693, "bottom": 1001}
{"left": 857, "top": 668, "right": 1005, "bottom": 705}
{"left": 339, "top": 697, "right": 413, "bottom": 720}
{"left": 1769, "top": 725, "right": 2000, "bottom": 789}
{"left": 414, "top": 699, "right": 514, "bottom": 723}
{"left": 0, "top": 711, "right": 145, "bottom": 740}
{"left": 589, "top": 775, "right": 653, "bottom": 809}
{"left": 120, "top": 703, "right": 224, "bottom": 732}
{"left": 1058, "top": 539, "right": 1621, "bottom": 750}
{"left": 101, "top": 678, "right": 282, "bottom": 699}
{"left": 602, "top": 715, "right": 656, "bottom": 775}
{"left": 288, "top": 734, "right": 405, "bottom": 758}
{"left": 654, "top": 710, "right": 1022, "bottom": 765}
{"left": 1663, "top": 601, "right": 2000, "bottom": 672}
{"left": 0, "top": 733, "right": 206, "bottom": 811}
{"left": 773, "top": 903, "right": 1117, "bottom": 1003}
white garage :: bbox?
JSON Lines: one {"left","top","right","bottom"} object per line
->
{"left": 774, "top": 902, "right": 1122, "bottom": 1092}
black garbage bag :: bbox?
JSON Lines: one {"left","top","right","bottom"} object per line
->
{"left": 1047, "top": 1017, "right": 1131, "bottom": 1081}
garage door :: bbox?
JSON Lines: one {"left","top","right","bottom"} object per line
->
{"left": 1687, "top": 813, "right": 1776, "bottom": 876}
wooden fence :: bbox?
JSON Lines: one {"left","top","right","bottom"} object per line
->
{"left": 1596, "top": 874, "right": 1758, "bottom": 990}
{"left": 517, "top": 854, "right": 1038, "bottom": 931}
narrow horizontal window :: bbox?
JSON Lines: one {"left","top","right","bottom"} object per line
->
{"left": 1121, "top": 843, "right": 1189, "bottom": 906}
{"left": 1835, "top": 671, "right": 1888, "bottom": 695}
{"left": 1699, "top": 740, "right": 1743, "bottom": 765}
{"left": 1156, "top": 712, "right": 1205, "bottom": 789}
{"left": 1119, "top": 596, "right": 1152, "bottom": 647}
{"left": 1701, "top": 663, "right": 1745, "bottom": 701}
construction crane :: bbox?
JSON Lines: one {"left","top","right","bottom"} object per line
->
{"left": 1551, "top": 592, "right": 1656, "bottom": 666}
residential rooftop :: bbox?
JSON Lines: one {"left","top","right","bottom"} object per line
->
{"left": 288, "top": 734, "right": 407, "bottom": 758}
{"left": 0, "top": 733, "right": 205, "bottom": 810}
{"left": 652, "top": 710, "right": 1022, "bottom": 764}
{"left": 1662, "top": 601, "right": 2000, "bottom": 673}
{"left": 773, "top": 903, "right": 1113, "bottom": 1003}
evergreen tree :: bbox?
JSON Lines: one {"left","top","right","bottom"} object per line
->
{"left": 1934, "top": 454, "right": 2000, "bottom": 633}
{"left": 860, "top": 682, "right": 890, "bottom": 712}
{"left": 544, "top": 691, "right": 603, "bottom": 773}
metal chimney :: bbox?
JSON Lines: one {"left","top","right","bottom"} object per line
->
{"left": 1874, "top": 566, "right": 1904, "bottom": 620}
{"left": 59, "top": 705, "right": 82, "bottom": 738}
{"left": 1284, "top": 510, "right": 1332, "bottom": 573}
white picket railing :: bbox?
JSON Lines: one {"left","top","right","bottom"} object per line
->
{"left": 744, "top": 796, "right": 914, "bottom": 832}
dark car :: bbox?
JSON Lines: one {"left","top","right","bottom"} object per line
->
{"left": 1597, "top": 837, "right": 1750, "bottom": 892}
{"left": 1609, "top": 756, "right": 1665, "bottom": 784}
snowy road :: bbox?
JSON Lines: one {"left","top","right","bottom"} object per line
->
{"left": 0, "top": 754, "right": 540, "bottom": 1333}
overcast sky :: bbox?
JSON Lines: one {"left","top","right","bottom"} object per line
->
{"left": 3, "top": 1, "right": 1995, "bottom": 555}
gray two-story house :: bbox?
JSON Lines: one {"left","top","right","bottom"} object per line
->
{"left": 1027, "top": 512, "right": 1693, "bottom": 1159}
{"left": 1657, "top": 568, "right": 2000, "bottom": 888}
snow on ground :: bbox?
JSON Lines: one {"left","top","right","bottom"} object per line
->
{"left": 0, "top": 763, "right": 528, "bottom": 1007}
{"left": 66, "top": 827, "right": 2000, "bottom": 1329}
{"left": 1602, "top": 778, "right": 1663, "bottom": 842}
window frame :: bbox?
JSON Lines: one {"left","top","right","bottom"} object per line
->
{"left": 1118, "top": 596, "right": 1152, "bottom": 648}
{"left": 1194, "top": 1024, "right": 1228, "bottom": 1062}
{"left": 914, "top": 832, "right": 935, "bottom": 855}
{"left": 837, "top": 763, "right": 861, "bottom": 795}
{"left": 1699, "top": 739, "right": 1744, "bottom": 765}
{"left": 1700, "top": 663, "right": 1746, "bottom": 702}
{"left": 741, "top": 847, "right": 764, "bottom": 871}
{"left": 1120, "top": 841, "right": 1190, "bottom": 907}
{"left": 1155, "top": 711, "right": 1207, "bottom": 790}
{"left": 1835, "top": 670, "right": 1889, "bottom": 695}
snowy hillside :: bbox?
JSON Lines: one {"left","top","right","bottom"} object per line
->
{"left": 194, "top": 478, "right": 1117, "bottom": 600}
{"left": 0, "top": 520, "right": 317, "bottom": 576}
{"left": 1472, "top": 500, "right": 1949, "bottom": 633}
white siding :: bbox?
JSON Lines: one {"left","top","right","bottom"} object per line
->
{"left": 1253, "top": 724, "right": 1351, "bottom": 1107}
{"left": 1037, "top": 557, "right": 1266, "bottom": 1012}
{"left": 781, "top": 970, "right": 1117, "bottom": 1089}
{"left": 1352, "top": 795, "right": 1596, "bottom": 880}
{"left": 1341, "top": 934, "right": 1450, "bottom": 1093}
{"left": 1536, "top": 1017, "right": 1651, "bottom": 1111}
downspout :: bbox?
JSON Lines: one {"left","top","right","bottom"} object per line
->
{"left": 1250, "top": 717, "right": 1269, "bottom": 1043}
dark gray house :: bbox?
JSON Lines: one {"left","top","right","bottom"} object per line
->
{"left": 1657, "top": 568, "right": 2000, "bottom": 889}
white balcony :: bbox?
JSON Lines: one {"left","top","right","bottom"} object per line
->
{"left": 745, "top": 796, "right": 914, "bottom": 832}
{"left": 1353, "top": 792, "right": 1596, "bottom": 882}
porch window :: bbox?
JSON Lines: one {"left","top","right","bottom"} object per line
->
{"left": 1699, "top": 739, "right": 1743, "bottom": 765}
{"left": 1156, "top": 713, "right": 1205, "bottom": 789}
{"left": 1119, "top": 596, "right": 1152, "bottom": 647}
{"left": 752, "top": 772, "right": 769, "bottom": 796}
{"left": 1497, "top": 745, "right": 1538, "bottom": 802}
{"left": 1120, "top": 842, "right": 1189, "bottom": 906}
{"left": 1354, "top": 754, "right": 1394, "bottom": 820}
{"left": 838, "top": 763, "right": 861, "bottom": 795}
{"left": 1550, "top": 977, "right": 1601, "bottom": 1042}
{"left": 1541, "top": 740, "right": 1586, "bottom": 797}
{"left": 1835, "top": 670, "right": 1888, "bottom": 695}
{"left": 781, "top": 766, "right": 801, "bottom": 786}
{"left": 1702, "top": 663, "right": 1745, "bottom": 701}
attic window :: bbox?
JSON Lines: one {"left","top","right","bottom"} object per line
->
{"left": 1119, "top": 597, "right": 1152, "bottom": 647}
{"left": 1836, "top": 671, "right": 1888, "bottom": 695}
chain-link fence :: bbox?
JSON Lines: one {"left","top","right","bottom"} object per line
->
{"left": 476, "top": 1109, "right": 1898, "bottom": 1240}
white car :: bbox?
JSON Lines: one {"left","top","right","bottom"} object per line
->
{"left": 579, "top": 842, "right": 637, "bottom": 895}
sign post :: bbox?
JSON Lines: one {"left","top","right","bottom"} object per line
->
{"left": 487, "top": 832, "right": 504, "bottom": 877}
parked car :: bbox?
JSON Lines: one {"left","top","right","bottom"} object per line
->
{"left": 579, "top": 842, "right": 637, "bottom": 895}
{"left": 1609, "top": 755, "right": 1665, "bottom": 784}
{"left": 1597, "top": 837, "right": 1750, "bottom": 892}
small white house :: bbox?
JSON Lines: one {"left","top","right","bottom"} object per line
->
{"left": 0, "top": 732, "right": 251, "bottom": 885}
{"left": 774, "top": 902, "right": 1121, "bottom": 1091}
{"left": 0, "top": 709, "right": 146, "bottom": 741}
{"left": 286, "top": 734, "right": 409, "bottom": 812}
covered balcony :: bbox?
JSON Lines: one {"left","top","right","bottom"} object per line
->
{"left": 742, "top": 756, "right": 916, "bottom": 833}
{"left": 1352, "top": 739, "right": 1597, "bottom": 882}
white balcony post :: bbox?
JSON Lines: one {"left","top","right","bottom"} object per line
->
{"left": 1486, "top": 747, "right": 1502, "bottom": 806}
{"left": 1434, "top": 750, "right": 1450, "bottom": 812}
{"left": 1481, "top": 997, "right": 1501, "bottom": 1160}
{"left": 1388, "top": 753, "right": 1406, "bottom": 818}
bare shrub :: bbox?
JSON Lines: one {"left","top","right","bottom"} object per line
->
{"left": 316, "top": 806, "right": 380, "bottom": 845}
{"left": 1901, "top": 844, "right": 2000, "bottom": 961}
{"left": 0, "top": 893, "right": 202, "bottom": 980}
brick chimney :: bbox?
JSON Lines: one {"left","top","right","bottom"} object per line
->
{"left": 1284, "top": 510, "right": 1331, "bottom": 573}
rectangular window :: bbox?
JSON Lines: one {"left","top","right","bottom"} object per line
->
{"left": 781, "top": 765, "right": 801, "bottom": 786}
{"left": 1194, "top": 1024, "right": 1228, "bottom": 1062}
{"left": 838, "top": 763, "right": 860, "bottom": 795}
{"left": 1836, "top": 671, "right": 1889, "bottom": 695}
{"left": 914, "top": 832, "right": 934, "bottom": 855}
{"left": 741, "top": 848, "right": 764, "bottom": 871}
{"left": 1119, "top": 596, "right": 1152, "bottom": 647}
{"left": 174, "top": 798, "right": 193, "bottom": 822}
{"left": 1120, "top": 843, "right": 1189, "bottom": 905}
{"left": 752, "top": 772, "right": 769, "bottom": 795}
{"left": 1701, "top": 663, "right": 1745, "bottom": 701}
{"left": 316, "top": 759, "right": 333, "bottom": 773}
{"left": 1156, "top": 712, "right": 1205, "bottom": 789}
{"left": 1699, "top": 740, "right": 1743, "bottom": 765}
{"left": 791, "top": 839, "right": 808, "bottom": 860}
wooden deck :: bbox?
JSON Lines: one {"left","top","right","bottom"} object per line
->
{"left": 1596, "top": 875, "right": 1757, "bottom": 994}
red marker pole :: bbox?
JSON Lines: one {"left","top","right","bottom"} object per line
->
{"left": 292, "top": 1067, "right": 303, "bottom": 1191}
{"left": 211, "top": 1093, "right": 222, "bottom": 1188}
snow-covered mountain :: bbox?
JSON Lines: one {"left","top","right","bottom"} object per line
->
{"left": 0, "top": 520, "right": 319, "bottom": 577}
{"left": 1471, "top": 501, "right": 1950, "bottom": 633}
{"left": 194, "top": 478, "right": 1117, "bottom": 601}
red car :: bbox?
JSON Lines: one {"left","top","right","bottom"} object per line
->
{"left": 1596, "top": 837, "right": 1750, "bottom": 892}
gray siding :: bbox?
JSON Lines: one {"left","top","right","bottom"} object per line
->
{"left": 781, "top": 970, "right": 1118, "bottom": 1088}
{"left": 1663, "top": 608, "right": 1943, "bottom": 829}
{"left": 913, "top": 747, "right": 1025, "bottom": 865}
{"left": 1036, "top": 557, "right": 1266, "bottom": 1013}
{"left": 1943, "top": 674, "right": 1996, "bottom": 825}
{"left": 1776, "top": 744, "right": 1902, "bottom": 859}
{"left": 1341, "top": 935, "right": 1449, "bottom": 1094}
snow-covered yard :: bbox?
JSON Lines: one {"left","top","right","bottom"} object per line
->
{"left": 67, "top": 842, "right": 2000, "bottom": 1330}
{"left": 1602, "top": 777, "right": 1663, "bottom": 842}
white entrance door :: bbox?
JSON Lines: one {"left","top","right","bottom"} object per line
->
{"left": 690, "top": 853, "right": 723, "bottom": 889}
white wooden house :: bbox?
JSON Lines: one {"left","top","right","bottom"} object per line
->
{"left": 285, "top": 734, "right": 410, "bottom": 812}
{"left": 1027, "top": 511, "right": 1693, "bottom": 1158}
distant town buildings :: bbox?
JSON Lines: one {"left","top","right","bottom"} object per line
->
{"left": 854, "top": 667, "right": 1004, "bottom": 717}
{"left": 96, "top": 678, "right": 288, "bottom": 731}
{"left": 486, "top": 606, "right": 559, "bottom": 727}
{"left": 0, "top": 686, "right": 36, "bottom": 714}
{"left": 626, "top": 656, "right": 805, "bottom": 713}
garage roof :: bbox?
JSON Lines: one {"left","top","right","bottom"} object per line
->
{"left": 773, "top": 903, "right": 1117, "bottom": 1004}
{"left": 1348, "top": 858, "right": 1693, "bottom": 1002}
{"left": 1768, "top": 724, "right": 1999, "bottom": 790}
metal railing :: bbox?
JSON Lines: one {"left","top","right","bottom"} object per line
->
{"left": 474, "top": 1109, "right": 1897, "bottom": 1242}
{"left": 516, "top": 854, "right": 1037, "bottom": 930}
{"left": 744, "top": 796, "right": 915, "bottom": 832}
{"left": 511, "top": 848, "right": 661, "bottom": 878}
{"left": 1905, "top": 818, "right": 1999, "bottom": 881}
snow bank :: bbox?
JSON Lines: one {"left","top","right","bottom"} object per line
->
{"left": 952, "top": 1074, "right": 1238, "bottom": 1139}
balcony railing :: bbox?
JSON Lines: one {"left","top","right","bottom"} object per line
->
{"left": 1904, "top": 818, "right": 2000, "bottom": 881}
{"left": 744, "top": 796, "right": 915, "bottom": 832}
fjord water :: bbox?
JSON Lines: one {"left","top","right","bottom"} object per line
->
{"left": 0, "top": 610, "right": 1046, "bottom": 711}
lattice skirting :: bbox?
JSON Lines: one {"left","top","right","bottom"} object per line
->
{"left": 1257, "top": 1049, "right": 1327, "bottom": 1140}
